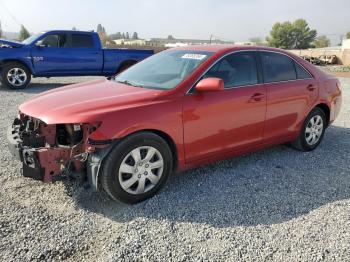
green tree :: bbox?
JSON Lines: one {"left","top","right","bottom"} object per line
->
{"left": 313, "top": 35, "right": 331, "bottom": 48}
{"left": 19, "top": 25, "right": 30, "bottom": 41}
{"left": 132, "top": 32, "right": 138, "bottom": 39}
{"left": 0, "top": 20, "right": 2, "bottom": 38}
{"left": 267, "top": 19, "right": 317, "bottom": 49}
{"left": 346, "top": 32, "right": 350, "bottom": 39}
{"left": 167, "top": 35, "right": 175, "bottom": 40}
{"left": 125, "top": 32, "right": 130, "bottom": 39}
{"left": 98, "top": 31, "right": 109, "bottom": 47}
{"left": 97, "top": 24, "right": 103, "bottom": 33}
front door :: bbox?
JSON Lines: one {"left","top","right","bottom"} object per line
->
{"left": 183, "top": 51, "right": 266, "bottom": 163}
{"left": 31, "top": 33, "right": 71, "bottom": 75}
{"left": 31, "top": 33, "right": 102, "bottom": 76}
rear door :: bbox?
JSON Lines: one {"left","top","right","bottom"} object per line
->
{"left": 259, "top": 51, "right": 318, "bottom": 142}
{"left": 65, "top": 33, "right": 103, "bottom": 74}
{"left": 183, "top": 51, "right": 266, "bottom": 163}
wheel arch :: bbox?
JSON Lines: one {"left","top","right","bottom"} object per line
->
{"left": 315, "top": 103, "right": 330, "bottom": 126}
{"left": 125, "top": 129, "right": 178, "bottom": 171}
{"left": 90, "top": 128, "right": 179, "bottom": 192}
{"left": 1, "top": 59, "right": 33, "bottom": 74}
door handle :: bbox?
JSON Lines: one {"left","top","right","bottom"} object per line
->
{"left": 249, "top": 93, "right": 265, "bottom": 102}
{"left": 307, "top": 84, "right": 316, "bottom": 91}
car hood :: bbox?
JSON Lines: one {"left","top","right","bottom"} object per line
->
{"left": 0, "top": 39, "right": 24, "bottom": 48}
{"left": 19, "top": 79, "right": 164, "bottom": 124}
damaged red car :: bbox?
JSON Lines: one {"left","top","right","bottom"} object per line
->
{"left": 8, "top": 45, "right": 342, "bottom": 204}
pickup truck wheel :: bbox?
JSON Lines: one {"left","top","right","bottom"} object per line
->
{"left": 100, "top": 132, "right": 173, "bottom": 204}
{"left": 1, "top": 63, "right": 31, "bottom": 89}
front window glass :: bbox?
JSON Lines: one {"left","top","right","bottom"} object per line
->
{"left": 203, "top": 52, "right": 258, "bottom": 88}
{"left": 40, "top": 34, "right": 68, "bottom": 48}
{"left": 41, "top": 34, "right": 59, "bottom": 47}
{"left": 115, "top": 50, "right": 213, "bottom": 90}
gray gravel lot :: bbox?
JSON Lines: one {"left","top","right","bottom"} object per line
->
{"left": 1, "top": 76, "right": 350, "bottom": 261}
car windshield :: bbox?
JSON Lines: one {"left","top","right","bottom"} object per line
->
{"left": 115, "top": 50, "right": 214, "bottom": 90}
{"left": 21, "top": 33, "right": 44, "bottom": 45}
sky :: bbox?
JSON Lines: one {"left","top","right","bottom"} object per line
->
{"left": 0, "top": 0, "right": 349, "bottom": 45}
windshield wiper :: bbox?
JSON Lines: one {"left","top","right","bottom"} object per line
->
{"left": 116, "top": 80, "right": 144, "bottom": 88}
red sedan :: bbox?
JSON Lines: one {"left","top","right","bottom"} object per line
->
{"left": 8, "top": 45, "right": 342, "bottom": 204}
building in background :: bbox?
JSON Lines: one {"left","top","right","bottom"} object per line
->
{"left": 342, "top": 39, "right": 350, "bottom": 51}
{"left": 113, "top": 39, "right": 147, "bottom": 46}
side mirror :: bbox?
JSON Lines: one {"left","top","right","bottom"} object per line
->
{"left": 35, "top": 40, "right": 46, "bottom": 48}
{"left": 195, "top": 77, "right": 224, "bottom": 92}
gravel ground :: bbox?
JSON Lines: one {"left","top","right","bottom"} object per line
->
{"left": 1, "top": 76, "right": 350, "bottom": 261}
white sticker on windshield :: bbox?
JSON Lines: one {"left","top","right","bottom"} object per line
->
{"left": 181, "top": 54, "right": 207, "bottom": 60}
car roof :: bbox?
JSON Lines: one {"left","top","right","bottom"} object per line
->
{"left": 172, "top": 44, "right": 292, "bottom": 55}
{"left": 42, "top": 30, "right": 96, "bottom": 34}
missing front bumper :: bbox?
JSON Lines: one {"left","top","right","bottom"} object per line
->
{"left": 7, "top": 116, "right": 113, "bottom": 189}
{"left": 7, "top": 118, "right": 85, "bottom": 182}
{"left": 8, "top": 125, "right": 44, "bottom": 180}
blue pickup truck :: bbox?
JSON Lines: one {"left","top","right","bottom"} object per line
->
{"left": 0, "top": 30, "right": 154, "bottom": 89}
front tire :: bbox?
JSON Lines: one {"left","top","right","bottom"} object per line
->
{"left": 291, "top": 107, "right": 327, "bottom": 151}
{"left": 100, "top": 132, "right": 173, "bottom": 204}
{"left": 1, "top": 62, "right": 31, "bottom": 89}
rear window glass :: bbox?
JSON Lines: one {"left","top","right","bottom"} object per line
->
{"left": 295, "top": 62, "right": 312, "bottom": 79}
{"left": 260, "top": 52, "right": 297, "bottom": 83}
{"left": 71, "top": 34, "right": 94, "bottom": 48}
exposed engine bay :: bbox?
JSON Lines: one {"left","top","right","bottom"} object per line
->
{"left": 7, "top": 113, "right": 106, "bottom": 184}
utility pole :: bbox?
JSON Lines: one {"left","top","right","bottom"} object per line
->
{"left": 209, "top": 34, "right": 213, "bottom": 44}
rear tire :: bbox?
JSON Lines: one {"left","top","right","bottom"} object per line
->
{"left": 1, "top": 62, "right": 31, "bottom": 89}
{"left": 100, "top": 132, "right": 173, "bottom": 204}
{"left": 291, "top": 107, "right": 326, "bottom": 151}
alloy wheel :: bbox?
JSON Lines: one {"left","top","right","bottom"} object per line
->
{"left": 7, "top": 68, "right": 27, "bottom": 87}
{"left": 118, "top": 146, "right": 164, "bottom": 195}
{"left": 305, "top": 115, "right": 324, "bottom": 146}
